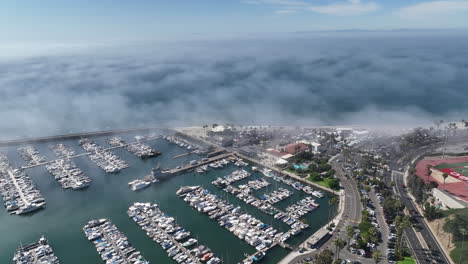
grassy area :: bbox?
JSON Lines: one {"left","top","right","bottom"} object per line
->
{"left": 442, "top": 208, "right": 468, "bottom": 264}
{"left": 306, "top": 177, "right": 332, "bottom": 188}
{"left": 397, "top": 257, "right": 415, "bottom": 264}
{"left": 450, "top": 241, "right": 468, "bottom": 264}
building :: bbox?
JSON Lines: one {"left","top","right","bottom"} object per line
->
{"left": 211, "top": 135, "right": 233, "bottom": 147}
{"left": 238, "top": 146, "right": 257, "bottom": 158}
{"left": 432, "top": 188, "right": 467, "bottom": 209}
{"left": 283, "top": 143, "right": 309, "bottom": 155}
{"left": 298, "top": 140, "right": 322, "bottom": 154}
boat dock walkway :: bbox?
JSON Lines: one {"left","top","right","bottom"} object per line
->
{"left": 173, "top": 151, "right": 196, "bottom": 159}
{"left": 217, "top": 183, "right": 296, "bottom": 225}
{"left": 241, "top": 230, "right": 294, "bottom": 263}
{"left": 160, "top": 152, "right": 233, "bottom": 177}
{"left": 19, "top": 137, "right": 161, "bottom": 170}
{"left": 7, "top": 170, "right": 29, "bottom": 206}
{"left": 158, "top": 227, "right": 201, "bottom": 264}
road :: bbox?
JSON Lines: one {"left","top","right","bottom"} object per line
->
{"left": 392, "top": 170, "right": 450, "bottom": 264}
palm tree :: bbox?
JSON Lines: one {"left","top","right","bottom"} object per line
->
{"left": 333, "top": 238, "right": 346, "bottom": 260}
{"left": 346, "top": 225, "right": 355, "bottom": 245}
{"left": 327, "top": 196, "right": 338, "bottom": 227}
{"left": 426, "top": 164, "right": 432, "bottom": 182}
{"left": 442, "top": 173, "right": 449, "bottom": 189}
{"left": 373, "top": 250, "right": 382, "bottom": 263}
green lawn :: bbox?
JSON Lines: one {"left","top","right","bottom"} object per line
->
{"left": 443, "top": 208, "right": 468, "bottom": 264}
{"left": 398, "top": 257, "right": 415, "bottom": 264}
{"left": 306, "top": 177, "right": 332, "bottom": 188}
{"left": 450, "top": 241, "right": 468, "bottom": 264}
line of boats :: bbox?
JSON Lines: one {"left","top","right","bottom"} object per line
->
{"left": 260, "top": 188, "right": 292, "bottom": 204}
{"left": 79, "top": 138, "right": 129, "bottom": 173}
{"left": 18, "top": 146, "right": 47, "bottom": 166}
{"left": 50, "top": 143, "right": 75, "bottom": 159}
{"left": 178, "top": 186, "right": 292, "bottom": 263}
{"left": 211, "top": 169, "right": 251, "bottom": 187}
{"left": 13, "top": 236, "right": 60, "bottom": 264}
{"left": 128, "top": 202, "right": 221, "bottom": 264}
{"left": 0, "top": 153, "right": 46, "bottom": 215}
{"left": 107, "top": 136, "right": 161, "bottom": 159}
{"left": 163, "top": 136, "right": 202, "bottom": 153}
{"left": 238, "top": 178, "right": 270, "bottom": 193}
{"left": 262, "top": 168, "right": 325, "bottom": 199}
{"left": 45, "top": 158, "right": 91, "bottom": 190}
{"left": 285, "top": 197, "right": 319, "bottom": 219}
{"left": 83, "top": 218, "right": 149, "bottom": 264}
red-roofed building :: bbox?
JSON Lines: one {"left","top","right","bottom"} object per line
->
{"left": 284, "top": 143, "right": 309, "bottom": 155}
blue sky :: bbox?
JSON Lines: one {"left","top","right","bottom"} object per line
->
{"left": 1, "top": 0, "right": 468, "bottom": 43}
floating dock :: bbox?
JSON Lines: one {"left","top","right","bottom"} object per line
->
{"left": 107, "top": 136, "right": 161, "bottom": 159}
{"left": 79, "top": 138, "right": 129, "bottom": 173}
{"left": 13, "top": 236, "right": 60, "bottom": 264}
{"left": 128, "top": 202, "right": 221, "bottom": 264}
{"left": 0, "top": 153, "right": 46, "bottom": 215}
{"left": 83, "top": 218, "right": 149, "bottom": 264}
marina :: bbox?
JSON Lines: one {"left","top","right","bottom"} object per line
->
{"left": 107, "top": 136, "right": 161, "bottom": 159}
{"left": 79, "top": 138, "right": 130, "bottom": 173}
{"left": 0, "top": 153, "right": 46, "bottom": 215}
{"left": 13, "top": 236, "right": 60, "bottom": 264}
{"left": 83, "top": 218, "right": 149, "bottom": 264}
{"left": 0, "top": 133, "right": 336, "bottom": 264}
{"left": 128, "top": 202, "right": 221, "bottom": 264}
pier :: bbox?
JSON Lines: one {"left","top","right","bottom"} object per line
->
{"left": 173, "top": 151, "right": 196, "bottom": 159}
{"left": 159, "top": 152, "right": 233, "bottom": 178}
{"left": 83, "top": 219, "right": 148, "bottom": 264}
{"left": 0, "top": 153, "right": 45, "bottom": 215}
{"left": 13, "top": 236, "right": 60, "bottom": 264}
{"left": 128, "top": 202, "right": 220, "bottom": 264}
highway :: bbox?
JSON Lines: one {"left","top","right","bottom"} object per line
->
{"left": 387, "top": 142, "right": 452, "bottom": 264}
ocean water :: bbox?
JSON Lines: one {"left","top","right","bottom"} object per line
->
{"left": 0, "top": 133, "right": 337, "bottom": 263}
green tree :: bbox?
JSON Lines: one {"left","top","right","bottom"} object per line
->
{"left": 442, "top": 173, "right": 449, "bottom": 189}
{"left": 368, "top": 226, "right": 379, "bottom": 243}
{"left": 315, "top": 249, "right": 334, "bottom": 264}
{"left": 328, "top": 196, "right": 338, "bottom": 226}
{"left": 373, "top": 250, "right": 382, "bottom": 263}
{"left": 333, "top": 238, "right": 346, "bottom": 260}
{"left": 346, "top": 225, "right": 355, "bottom": 245}
{"left": 426, "top": 164, "right": 433, "bottom": 182}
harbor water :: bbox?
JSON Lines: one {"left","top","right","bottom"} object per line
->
{"left": 0, "top": 133, "right": 337, "bottom": 264}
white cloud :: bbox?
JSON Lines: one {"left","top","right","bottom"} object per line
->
{"left": 396, "top": 1, "right": 468, "bottom": 18}
{"left": 242, "top": 0, "right": 307, "bottom": 6}
{"left": 274, "top": 9, "right": 299, "bottom": 15}
{"left": 242, "top": 0, "right": 379, "bottom": 16}
{"left": 308, "top": 0, "right": 380, "bottom": 16}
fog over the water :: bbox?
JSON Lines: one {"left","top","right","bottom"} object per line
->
{"left": 1, "top": 31, "right": 468, "bottom": 140}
